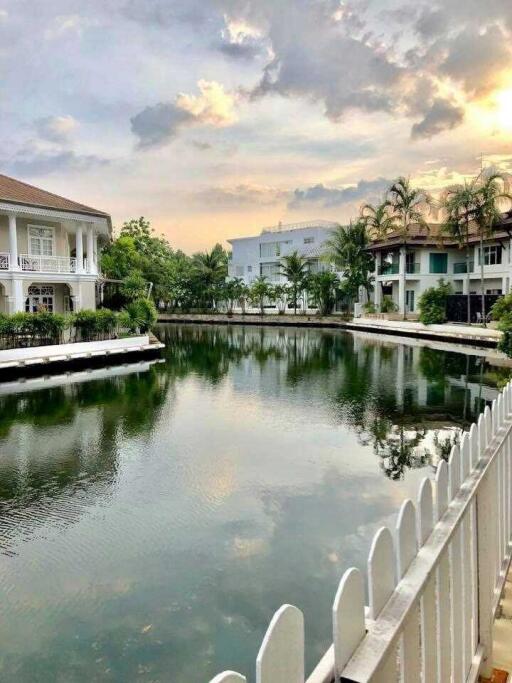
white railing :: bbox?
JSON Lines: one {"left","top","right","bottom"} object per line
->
{"left": 210, "top": 381, "right": 512, "bottom": 682}
{"left": 0, "top": 252, "right": 9, "bottom": 269}
{"left": 19, "top": 254, "right": 78, "bottom": 273}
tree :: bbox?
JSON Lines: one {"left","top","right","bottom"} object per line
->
{"left": 309, "top": 271, "right": 340, "bottom": 315}
{"left": 473, "top": 171, "right": 512, "bottom": 326}
{"left": 250, "top": 276, "right": 272, "bottom": 315}
{"left": 280, "top": 251, "right": 309, "bottom": 315}
{"left": 273, "top": 283, "right": 289, "bottom": 314}
{"left": 121, "top": 271, "right": 148, "bottom": 301}
{"left": 360, "top": 200, "right": 397, "bottom": 241}
{"left": 223, "top": 278, "right": 245, "bottom": 314}
{"left": 326, "top": 222, "right": 374, "bottom": 305}
{"left": 192, "top": 244, "right": 229, "bottom": 309}
{"left": 440, "top": 180, "right": 478, "bottom": 324}
{"left": 387, "top": 177, "right": 431, "bottom": 318}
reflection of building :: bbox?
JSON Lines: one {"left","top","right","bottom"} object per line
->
{"left": 367, "top": 216, "right": 512, "bottom": 315}
{"left": 0, "top": 174, "right": 111, "bottom": 313}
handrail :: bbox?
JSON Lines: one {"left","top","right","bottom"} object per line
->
{"left": 19, "top": 253, "right": 78, "bottom": 273}
{"left": 0, "top": 252, "right": 9, "bottom": 270}
{"left": 209, "top": 383, "right": 512, "bottom": 682}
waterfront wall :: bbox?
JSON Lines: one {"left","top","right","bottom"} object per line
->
{"left": 210, "top": 381, "right": 512, "bottom": 681}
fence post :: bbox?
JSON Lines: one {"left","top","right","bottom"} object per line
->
{"left": 332, "top": 568, "right": 365, "bottom": 679}
{"left": 210, "top": 673, "right": 246, "bottom": 683}
{"left": 475, "top": 466, "right": 495, "bottom": 677}
{"left": 256, "top": 605, "right": 304, "bottom": 683}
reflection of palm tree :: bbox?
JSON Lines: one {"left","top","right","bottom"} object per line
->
{"left": 372, "top": 421, "right": 428, "bottom": 480}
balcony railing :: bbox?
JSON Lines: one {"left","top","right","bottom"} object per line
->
{"left": 454, "top": 261, "right": 474, "bottom": 274}
{"left": 406, "top": 262, "right": 420, "bottom": 274}
{"left": 19, "top": 254, "right": 78, "bottom": 273}
{"left": 0, "top": 252, "right": 9, "bottom": 270}
{"left": 378, "top": 262, "right": 399, "bottom": 275}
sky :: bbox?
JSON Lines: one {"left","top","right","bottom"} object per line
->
{"left": 1, "top": 0, "right": 512, "bottom": 253}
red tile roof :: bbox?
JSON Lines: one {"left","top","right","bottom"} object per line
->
{"left": 0, "top": 173, "right": 110, "bottom": 218}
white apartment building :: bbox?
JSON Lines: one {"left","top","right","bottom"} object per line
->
{"left": 369, "top": 215, "right": 512, "bottom": 316}
{"left": 0, "top": 173, "right": 111, "bottom": 314}
{"left": 228, "top": 219, "right": 339, "bottom": 285}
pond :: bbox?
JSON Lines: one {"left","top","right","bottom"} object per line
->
{"left": 0, "top": 324, "right": 509, "bottom": 682}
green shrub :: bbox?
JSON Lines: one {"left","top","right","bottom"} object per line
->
{"left": 380, "top": 297, "right": 397, "bottom": 313}
{"left": 122, "top": 298, "right": 157, "bottom": 334}
{"left": 363, "top": 301, "right": 376, "bottom": 314}
{"left": 418, "top": 279, "right": 452, "bottom": 325}
{"left": 491, "top": 293, "right": 512, "bottom": 322}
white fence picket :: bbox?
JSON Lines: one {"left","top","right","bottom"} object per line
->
{"left": 332, "top": 568, "right": 365, "bottom": 679}
{"left": 460, "top": 434, "right": 473, "bottom": 676}
{"left": 435, "top": 460, "right": 451, "bottom": 682}
{"left": 210, "top": 673, "right": 246, "bottom": 683}
{"left": 256, "top": 605, "right": 304, "bottom": 683}
{"left": 417, "top": 478, "right": 436, "bottom": 681}
{"left": 396, "top": 500, "right": 420, "bottom": 683}
{"left": 448, "top": 445, "right": 464, "bottom": 681}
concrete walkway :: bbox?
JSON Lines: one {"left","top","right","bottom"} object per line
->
{"left": 493, "top": 567, "right": 512, "bottom": 676}
{"left": 350, "top": 317, "right": 502, "bottom": 347}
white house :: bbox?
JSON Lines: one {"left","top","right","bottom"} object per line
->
{"left": 0, "top": 174, "right": 111, "bottom": 314}
{"left": 228, "top": 219, "right": 339, "bottom": 284}
{"left": 369, "top": 215, "right": 512, "bottom": 316}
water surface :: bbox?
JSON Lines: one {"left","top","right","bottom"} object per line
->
{"left": 0, "top": 324, "right": 508, "bottom": 682}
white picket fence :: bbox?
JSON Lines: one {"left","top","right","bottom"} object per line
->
{"left": 210, "top": 380, "right": 512, "bottom": 682}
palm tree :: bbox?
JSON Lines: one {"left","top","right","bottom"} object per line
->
{"left": 309, "top": 271, "right": 340, "bottom": 315}
{"left": 473, "top": 171, "right": 512, "bottom": 326}
{"left": 387, "top": 177, "right": 431, "bottom": 319}
{"left": 192, "top": 244, "right": 228, "bottom": 308}
{"left": 360, "top": 200, "right": 397, "bottom": 241}
{"left": 280, "top": 251, "right": 309, "bottom": 315}
{"left": 326, "top": 221, "right": 374, "bottom": 305}
{"left": 273, "top": 283, "right": 289, "bottom": 314}
{"left": 250, "top": 276, "right": 272, "bottom": 315}
{"left": 440, "top": 179, "right": 478, "bottom": 324}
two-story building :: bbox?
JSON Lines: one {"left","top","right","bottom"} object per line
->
{"left": 0, "top": 174, "right": 111, "bottom": 314}
{"left": 369, "top": 215, "right": 512, "bottom": 315}
{"left": 228, "top": 219, "right": 339, "bottom": 285}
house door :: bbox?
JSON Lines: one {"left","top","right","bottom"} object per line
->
{"left": 25, "top": 285, "right": 55, "bottom": 312}
{"left": 406, "top": 289, "right": 415, "bottom": 312}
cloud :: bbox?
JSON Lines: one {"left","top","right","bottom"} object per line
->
{"left": 3, "top": 149, "right": 109, "bottom": 176}
{"left": 35, "top": 115, "right": 78, "bottom": 143}
{"left": 192, "top": 183, "right": 287, "bottom": 209}
{"left": 131, "top": 80, "right": 238, "bottom": 148}
{"left": 217, "top": 17, "right": 268, "bottom": 60}
{"left": 289, "top": 178, "right": 392, "bottom": 209}
{"left": 411, "top": 98, "right": 464, "bottom": 140}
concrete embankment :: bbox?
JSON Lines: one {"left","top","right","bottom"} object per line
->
{"left": 157, "top": 312, "right": 502, "bottom": 349}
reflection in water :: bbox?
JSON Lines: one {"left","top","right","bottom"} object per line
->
{"left": 0, "top": 324, "right": 509, "bottom": 682}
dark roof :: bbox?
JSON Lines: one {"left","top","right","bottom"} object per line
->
{"left": 0, "top": 173, "right": 110, "bottom": 219}
{"left": 368, "top": 215, "right": 512, "bottom": 251}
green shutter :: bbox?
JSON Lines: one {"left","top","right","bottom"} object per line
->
{"left": 429, "top": 253, "right": 448, "bottom": 274}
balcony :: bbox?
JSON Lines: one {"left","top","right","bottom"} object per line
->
{"left": 379, "top": 262, "right": 399, "bottom": 275}
{"left": 454, "top": 262, "right": 474, "bottom": 274}
{"left": 406, "top": 262, "right": 420, "bottom": 274}
{"left": 0, "top": 252, "right": 10, "bottom": 270}
{"left": 19, "top": 254, "right": 78, "bottom": 274}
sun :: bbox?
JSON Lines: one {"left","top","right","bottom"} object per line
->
{"left": 494, "top": 88, "right": 512, "bottom": 132}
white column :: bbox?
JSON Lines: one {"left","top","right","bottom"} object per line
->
{"left": 398, "top": 247, "right": 406, "bottom": 315}
{"left": 374, "top": 253, "right": 382, "bottom": 308}
{"left": 76, "top": 225, "right": 84, "bottom": 273}
{"left": 86, "top": 225, "right": 95, "bottom": 274}
{"left": 8, "top": 278, "right": 24, "bottom": 312}
{"left": 93, "top": 233, "right": 98, "bottom": 274}
{"left": 8, "top": 213, "right": 19, "bottom": 270}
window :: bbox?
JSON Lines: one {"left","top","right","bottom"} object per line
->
{"left": 486, "top": 289, "right": 502, "bottom": 295}
{"left": 25, "top": 285, "right": 54, "bottom": 313}
{"left": 429, "top": 253, "right": 448, "bottom": 274}
{"left": 28, "top": 226, "right": 54, "bottom": 256}
{"left": 259, "top": 240, "right": 292, "bottom": 257}
{"left": 235, "top": 266, "right": 244, "bottom": 277}
{"left": 247, "top": 265, "right": 252, "bottom": 273}
{"left": 260, "top": 262, "right": 280, "bottom": 281}
{"left": 478, "top": 245, "right": 502, "bottom": 266}
{"left": 304, "top": 237, "right": 314, "bottom": 244}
